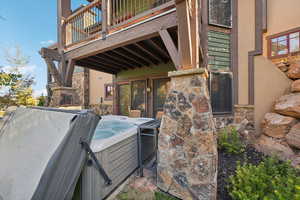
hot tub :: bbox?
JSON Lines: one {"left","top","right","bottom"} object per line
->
{"left": 78, "top": 115, "right": 155, "bottom": 200}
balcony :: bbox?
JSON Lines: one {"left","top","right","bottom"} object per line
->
{"left": 64, "top": 0, "right": 175, "bottom": 48}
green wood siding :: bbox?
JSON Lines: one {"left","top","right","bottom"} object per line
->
{"left": 208, "top": 30, "right": 231, "bottom": 71}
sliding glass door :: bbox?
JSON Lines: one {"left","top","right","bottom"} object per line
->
{"left": 153, "top": 78, "right": 170, "bottom": 118}
{"left": 131, "top": 80, "right": 147, "bottom": 117}
{"left": 118, "top": 84, "right": 130, "bottom": 116}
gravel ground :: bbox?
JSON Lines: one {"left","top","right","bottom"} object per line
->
{"left": 217, "top": 146, "right": 266, "bottom": 200}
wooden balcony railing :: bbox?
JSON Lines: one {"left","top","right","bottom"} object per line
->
{"left": 64, "top": 0, "right": 174, "bottom": 48}
{"left": 65, "top": 0, "right": 102, "bottom": 46}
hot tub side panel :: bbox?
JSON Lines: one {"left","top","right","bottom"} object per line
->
{"left": 81, "top": 134, "right": 139, "bottom": 200}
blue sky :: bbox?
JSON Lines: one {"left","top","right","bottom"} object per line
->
{"left": 0, "top": 0, "right": 88, "bottom": 97}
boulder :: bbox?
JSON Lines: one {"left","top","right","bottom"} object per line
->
{"left": 287, "top": 61, "right": 300, "bottom": 79}
{"left": 274, "top": 93, "right": 300, "bottom": 118}
{"left": 262, "top": 113, "right": 297, "bottom": 138}
{"left": 286, "top": 123, "right": 300, "bottom": 149}
{"left": 254, "top": 135, "right": 295, "bottom": 160}
{"left": 277, "top": 62, "right": 289, "bottom": 72}
{"left": 291, "top": 79, "right": 300, "bottom": 93}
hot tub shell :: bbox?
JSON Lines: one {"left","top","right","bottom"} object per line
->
{"left": 79, "top": 116, "right": 156, "bottom": 200}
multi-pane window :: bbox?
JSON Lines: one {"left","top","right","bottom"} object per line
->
{"left": 269, "top": 30, "right": 300, "bottom": 58}
{"left": 208, "top": 0, "right": 232, "bottom": 28}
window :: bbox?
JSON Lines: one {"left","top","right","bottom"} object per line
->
{"left": 269, "top": 30, "right": 300, "bottom": 58}
{"left": 208, "top": 0, "right": 232, "bottom": 28}
{"left": 104, "top": 84, "right": 113, "bottom": 100}
{"left": 210, "top": 72, "right": 233, "bottom": 114}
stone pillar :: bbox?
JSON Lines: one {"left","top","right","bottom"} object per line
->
{"left": 49, "top": 87, "right": 80, "bottom": 107}
{"left": 157, "top": 69, "right": 217, "bottom": 200}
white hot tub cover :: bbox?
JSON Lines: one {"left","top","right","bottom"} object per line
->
{"left": 0, "top": 107, "right": 100, "bottom": 200}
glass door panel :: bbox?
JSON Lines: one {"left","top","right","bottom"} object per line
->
{"left": 131, "top": 80, "right": 146, "bottom": 117}
{"left": 153, "top": 78, "right": 170, "bottom": 118}
{"left": 118, "top": 84, "right": 130, "bottom": 116}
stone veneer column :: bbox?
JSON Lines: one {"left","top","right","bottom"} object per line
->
{"left": 157, "top": 69, "right": 217, "bottom": 200}
{"left": 50, "top": 87, "right": 80, "bottom": 107}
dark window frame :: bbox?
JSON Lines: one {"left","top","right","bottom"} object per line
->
{"left": 267, "top": 27, "right": 300, "bottom": 59}
{"left": 208, "top": 0, "right": 233, "bottom": 28}
{"left": 104, "top": 83, "right": 113, "bottom": 100}
{"left": 209, "top": 71, "right": 234, "bottom": 115}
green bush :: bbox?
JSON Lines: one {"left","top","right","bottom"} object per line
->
{"left": 229, "top": 157, "right": 300, "bottom": 200}
{"left": 218, "top": 127, "right": 245, "bottom": 154}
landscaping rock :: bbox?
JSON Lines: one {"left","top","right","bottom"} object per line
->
{"left": 291, "top": 79, "right": 300, "bottom": 93}
{"left": 254, "top": 135, "right": 295, "bottom": 160}
{"left": 277, "top": 62, "right": 289, "bottom": 72}
{"left": 274, "top": 93, "right": 300, "bottom": 118}
{"left": 291, "top": 155, "right": 300, "bottom": 169}
{"left": 261, "top": 113, "right": 297, "bottom": 138}
{"left": 286, "top": 123, "right": 300, "bottom": 149}
{"left": 287, "top": 61, "right": 300, "bottom": 79}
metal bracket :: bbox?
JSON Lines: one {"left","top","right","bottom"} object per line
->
{"left": 80, "top": 140, "right": 112, "bottom": 186}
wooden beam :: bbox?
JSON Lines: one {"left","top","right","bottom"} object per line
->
{"left": 101, "top": 52, "right": 136, "bottom": 69}
{"left": 134, "top": 42, "right": 164, "bottom": 63}
{"left": 65, "top": 59, "right": 75, "bottom": 87}
{"left": 112, "top": 49, "right": 145, "bottom": 67}
{"left": 147, "top": 39, "right": 170, "bottom": 60}
{"left": 44, "top": 58, "right": 63, "bottom": 86}
{"left": 121, "top": 46, "right": 153, "bottom": 66}
{"left": 93, "top": 54, "right": 133, "bottom": 69}
{"left": 65, "top": 11, "right": 177, "bottom": 60}
{"left": 76, "top": 60, "right": 118, "bottom": 74}
{"left": 85, "top": 57, "right": 125, "bottom": 71}
{"left": 159, "top": 29, "right": 180, "bottom": 69}
{"left": 40, "top": 48, "right": 61, "bottom": 61}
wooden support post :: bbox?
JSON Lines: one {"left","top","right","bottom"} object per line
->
{"left": 57, "top": 0, "right": 71, "bottom": 50}
{"left": 190, "top": 0, "right": 200, "bottom": 69}
{"left": 107, "top": 0, "right": 112, "bottom": 27}
{"left": 44, "top": 58, "right": 63, "bottom": 86}
{"left": 175, "top": 0, "right": 201, "bottom": 69}
{"left": 102, "top": 0, "right": 108, "bottom": 37}
{"left": 65, "top": 59, "right": 75, "bottom": 87}
{"left": 159, "top": 29, "right": 180, "bottom": 69}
